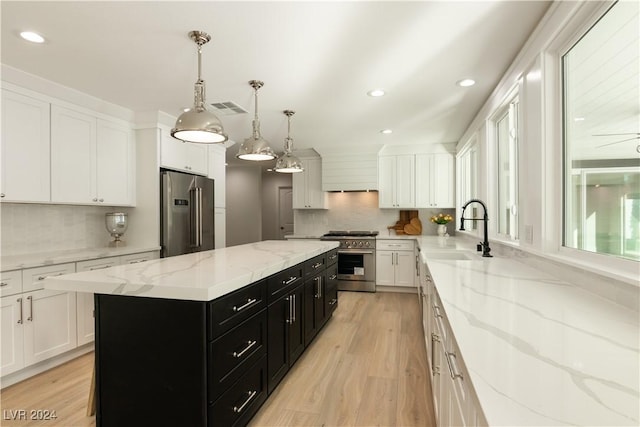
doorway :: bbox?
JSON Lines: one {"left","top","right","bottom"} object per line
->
{"left": 278, "top": 186, "right": 294, "bottom": 239}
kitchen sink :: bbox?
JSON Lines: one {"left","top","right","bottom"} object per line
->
{"left": 426, "top": 251, "right": 475, "bottom": 261}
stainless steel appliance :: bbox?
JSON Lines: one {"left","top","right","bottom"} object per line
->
{"left": 160, "top": 169, "right": 215, "bottom": 258}
{"left": 321, "top": 231, "right": 378, "bottom": 292}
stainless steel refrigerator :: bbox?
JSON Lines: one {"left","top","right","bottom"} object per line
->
{"left": 160, "top": 169, "right": 215, "bottom": 258}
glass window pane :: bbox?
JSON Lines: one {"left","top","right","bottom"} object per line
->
{"left": 563, "top": 1, "right": 640, "bottom": 262}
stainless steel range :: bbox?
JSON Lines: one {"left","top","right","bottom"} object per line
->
{"left": 321, "top": 231, "right": 378, "bottom": 292}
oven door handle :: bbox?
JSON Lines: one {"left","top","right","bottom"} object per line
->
{"left": 337, "top": 250, "right": 374, "bottom": 255}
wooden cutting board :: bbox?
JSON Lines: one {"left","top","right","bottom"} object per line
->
{"left": 403, "top": 217, "right": 422, "bottom": 235}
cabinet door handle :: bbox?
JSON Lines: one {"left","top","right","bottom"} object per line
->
{"left": 286, "top": 296, "right": 292, "bottom": 324}
{"left": 99, "top": 198, "right": 104, "bottom": 203}
{"left": 312, "top": 262, "right": 323, "bottom": 269}
{"left": 233, "top": 298, "right": 257, "bottom": 312}
{"left": 292, "top": 294, "right": 296, "bottom": 323}
{"left": 283, "top": 276, "right": 297, "bottom": 286}
{"left": 0, "top": 282, "right": 8, "bottom": 287}
{"left": 232, "top": 340, "right": 257, "bottom": 359}
{"left": 233, "top": 390, "right": 257, "bottom": 413}
{"left": 329, "top": 274, "right": 337, "bottom": 280}
{"left": 329, "top": 298, "right": 337, "bottom": 306}
{"left": 431, "top": 333, "right": 440, "bottom": 375}
{"left": 17, "top": 298, "right": 23, "bottom": 324}
{"left": 329, "top": 254, "right": 337, "bottom": 260}
{"left": 92, "top": 198, "right": 98, "bottom": 202}
{"left": 446, "top": 351, "right": 464, "bottom": 380}
{"left": 1, "top": 193, "right": 5, "bottom": 198}
{"left": 27, "top": 295, "right": 33, "bottom": 321}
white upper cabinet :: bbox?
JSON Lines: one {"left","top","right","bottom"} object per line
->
{"left": 292, "top": 157, "right": 327, "bottom": 209}
{"left": 415, "top": 153, "right": 455, "bottom": 208}
{"left": 160, "top": 126, "right": 208, "bottom": 176}
{"left": 1, "top": 89, "right": 51, "bottom": 203}
{"left": 378, "top": 155, "right": 415, "bottom": 208}
{"left": 51, "top": 105, "right": 134, "bottom": 206}
{"left": 96, "top": 119, "right": 135, "bottom": 205}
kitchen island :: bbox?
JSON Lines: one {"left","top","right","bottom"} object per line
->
{"left": 44, "top": 240, "right": 340, "bottom": 427}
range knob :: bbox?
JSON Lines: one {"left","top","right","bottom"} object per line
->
{"left": 365, "top": 241, "right": 370, "bottom": 247}
{"left": 358, "top": 241, "right": 364, "bottom": 247}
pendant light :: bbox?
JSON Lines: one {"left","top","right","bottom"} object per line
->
{"left": 236, "top": 80, "right": 276, "bottom": 161}
{"left": 275, "top": 110, "right": 304, "bottom": 173}
{"left": 171, "top": 31, "right": 228, "bottom": 144}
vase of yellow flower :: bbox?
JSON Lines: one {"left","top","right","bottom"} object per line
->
{"left": 430, "top": 213, "right": 453, "bottom": 236}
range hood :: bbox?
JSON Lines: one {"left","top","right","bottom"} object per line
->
{"left": 315, "top": 145, "right": 382, "bottom": 192}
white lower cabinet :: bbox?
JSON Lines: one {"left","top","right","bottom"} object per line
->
{"left": 1, "top": 289, "right": 77, "bottom": 376}
{"left": 1, "top": 250, "right": 160, "bottom": 379}
{"left": 428, "top": 262, "right": 486, "bottom": 427}
{"left": 1, "top": 295, "right": 25, "bottom": 376}
{"left": 23, "top": 289, "right": 77, "bottom": 367}
{"left": 376, "top": 240, "right": 416, "bottom": 287}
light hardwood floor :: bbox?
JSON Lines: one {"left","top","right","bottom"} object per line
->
{"left": 0, "top": 291, "right": 435, "bottom": 427}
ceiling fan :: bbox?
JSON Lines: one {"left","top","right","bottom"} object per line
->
{"left": 593, "top": 132, "right": 640, "bottom": 153}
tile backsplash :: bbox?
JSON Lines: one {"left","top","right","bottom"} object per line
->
{"left": 294, "top": 192, "right": 456, "bottom": 236}
{"left": 1, "top": 203, "right": 133, "bottom": 256}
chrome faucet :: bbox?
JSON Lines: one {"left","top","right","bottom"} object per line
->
{"left": 459, "top": 199, "right": 492, "bottom": 257}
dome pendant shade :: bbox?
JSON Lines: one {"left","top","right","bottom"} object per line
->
{"left": 275, "top": 110, "right": 304, "bottom": 173}
{"left": 171, "top": 31, "right": 228, "bottom": 144}
{"left": 237, "top": 80, "right": 276, "bottom": 161}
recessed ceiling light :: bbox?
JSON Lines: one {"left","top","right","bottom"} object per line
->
{"left": 380, "top": 129, "right": 393, "bottom": 134}
{"left": 367, "top": 89, "right": 386, "bottom": 97}
{"left": 20, "top": 31, "right": 45, "bottom": 43}
{"left": 456, "top": 79, "right": 475, "bottom": 87}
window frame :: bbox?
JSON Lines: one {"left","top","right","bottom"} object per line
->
{"left": 545, "top": 0, "right": 639, "bottom": 281}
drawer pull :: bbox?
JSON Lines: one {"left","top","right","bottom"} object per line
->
{"left": 233, "top": 298, "right": 257, "bottom": 312}
{"left": 37, "top": 271, "right": 68, "bottom": 280}
{"left": 329, "top": 298, "right": 337, "bottom": 306}
{"left": 127, "top": 259, "right": 148, "bottom": 264}
{"left": 233, "top": 340, "right": 257, "bottom": 358}
{"left": 312, "top": 262, "right": 323, "bottom": 269}
{"left": 89, "top": 265, "right": 113, "bottom": 271}
{"left": 233, "top": 390, "right": 257, "bottom": 413}
{"left": 329, "top": 274, "right": 337, "bottom": 280}
{"left": 0, "top": 282, "right": 8, "bottom": 287}
{"left": 282, "top": 276, "right": 297, "bottom": 286}
{"left": 329, "top": 254, "right": 337, "bottom": 260}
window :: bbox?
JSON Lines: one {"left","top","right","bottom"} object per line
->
{"left": 563, "top": 1, "right": 640, "bottom": 262}
{"left": 493, "top": 94, "right": 520, "bottom": 240}
{"left": 457, "top": 140, "right": 478, "bottom": 230}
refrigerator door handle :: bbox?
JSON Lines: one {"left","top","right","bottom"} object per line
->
{"left": 197, "top": 187, "right": 203, "bottom": 248}
{"left": 190, "top": 187, "right": 200, "bottom": 248}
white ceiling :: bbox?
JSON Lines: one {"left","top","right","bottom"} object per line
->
{"left": 1, "top": 1, "right": 551, "bottom": 164}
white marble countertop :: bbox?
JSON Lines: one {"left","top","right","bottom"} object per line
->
{"left": 44, "top": 240, "right": 339, "bottom": 301}
{"left": 417, "top": 237, "right": 639, "bottom": 426}
{"left": 1, "top": 246, "right": 162, "bottom": 271}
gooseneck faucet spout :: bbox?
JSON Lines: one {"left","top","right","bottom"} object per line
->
{"left": 459, "top": 199, "right": 492, "bottom": 257}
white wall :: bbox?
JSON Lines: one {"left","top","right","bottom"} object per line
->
{"left": 225, "top": 165, "right": 262, "bottom": 246}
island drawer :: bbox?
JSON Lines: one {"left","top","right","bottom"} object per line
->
{"left": 267, "top": 264, "right": 304, "bottom": 304}
{"left": 304, "top": 254, "right": 326, "bottom": 278}
{"left": 209, "top": 279, "right": 267, "bottom": 340}
{"left": 209, "top": 354, "right": 268, "bottom": 427}
{"left": 209, "top": 309, "right": 267, "bottom": 403}
{"left": 326, "top": 248, "right": 338, "bottom": 267}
